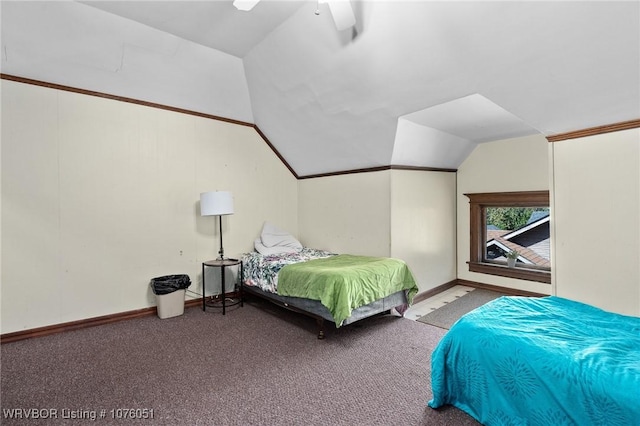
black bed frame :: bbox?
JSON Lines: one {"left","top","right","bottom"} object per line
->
{"left": 241, "top": 282, "right": 408, "bottom": 339}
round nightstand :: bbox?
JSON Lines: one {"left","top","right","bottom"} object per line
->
{"left": 202, "top": 258, "right": 243, "bottom": 314}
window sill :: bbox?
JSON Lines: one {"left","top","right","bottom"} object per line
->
{"left": 467, "top": 262, "right": 551, "bottom": 284}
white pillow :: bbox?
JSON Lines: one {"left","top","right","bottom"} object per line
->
{"left": 254, "top": 239, "right": 300, "bottom": 256}
{"left": 260, "top": 222, "right": 303, "bottom": 250}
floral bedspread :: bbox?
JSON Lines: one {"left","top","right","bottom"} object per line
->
{"left": 241, "top": 248, "right": 335, "bottom": 293}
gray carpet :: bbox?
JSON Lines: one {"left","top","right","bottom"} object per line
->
{"left": 1, "top": 298, "right": 480, "bottom": 425}
{"left": 416, "top": 289, "right": 506, "bottom": 329}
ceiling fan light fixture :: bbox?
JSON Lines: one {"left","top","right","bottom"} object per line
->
{"left": 327, "top": 1, "right": 356, "bottom": 31}
{"left": 233, "top": 0, "right": 261, "bottom": 11}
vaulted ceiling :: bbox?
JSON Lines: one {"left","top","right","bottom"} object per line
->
{"left": 2, "top": 1, "right": 639, "bottom": 177}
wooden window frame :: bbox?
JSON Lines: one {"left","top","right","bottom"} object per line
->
{"left": 465, "top": 191, "right": 551, "bottom": 284}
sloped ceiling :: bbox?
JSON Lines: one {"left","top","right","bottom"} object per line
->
{"left": 2, "top": 1, "right": 639, "bottom": 177}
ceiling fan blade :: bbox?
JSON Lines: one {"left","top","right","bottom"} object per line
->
{"left": 233, "top": 0, "right": 261, "bottom": 12}
{"left": 327, "top": 1, "right": 356, "bottom": 31}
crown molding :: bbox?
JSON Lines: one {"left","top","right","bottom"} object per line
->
{"left": 1, "top": 74, "right": 254, "bottom": 128}
{"left": 298, "top": 165, "right": 456, "bottom": 180}
{"left": 546, "top": 118, "right": 640, "bottom": 142}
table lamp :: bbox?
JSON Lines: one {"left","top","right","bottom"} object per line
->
{"left": 200, "top": 191, "right": 234, "bottom": 260}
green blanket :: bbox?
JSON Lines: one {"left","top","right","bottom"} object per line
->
{"left": 277, "top": 254, "right": 418, "bottom": 326}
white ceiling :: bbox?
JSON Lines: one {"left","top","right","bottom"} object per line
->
{"left": 2, "top": 1, "right": 639, "bottom": 177}
{"left": 80, "top": 0, "right": 307, "bottom": 58}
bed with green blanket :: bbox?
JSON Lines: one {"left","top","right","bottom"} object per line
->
{"left": 242, "top": 248, "right": 418, "bottom": 338}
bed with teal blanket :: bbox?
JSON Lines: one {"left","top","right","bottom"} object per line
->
{"left": 428, "top": 296, "right": 640, "bottom": 425}
{"left": 242, "top": 248, "right": 418, "bottom": 338}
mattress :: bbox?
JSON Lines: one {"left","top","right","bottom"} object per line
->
{"left": 242, "top": 248, "right": 418, "bottom": 326}
{"left": 428, "top": 296, "right": 640, "bottom": 425}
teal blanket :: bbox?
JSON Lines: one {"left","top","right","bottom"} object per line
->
{"left": 277, "top": 254, "right": 418, "bottom": 326}
{"left": 429, "top": 296, "right": 640, "bottom": 425}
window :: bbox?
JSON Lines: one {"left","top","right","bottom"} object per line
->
{"left": 465, "top": 191, "right": 551, "bottom": 284}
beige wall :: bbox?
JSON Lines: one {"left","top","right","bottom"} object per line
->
{"left": 551, "top": 129, "right": 639, "bottom": 315}
{"left": 1, "top": 80, "right": 298, "bottom": 333}
{"left": 457, "top": 135, "right": 552, "bottom": 295}
{"left": 390, "top": 170, "right": 457, "bottom": 293}
{"left": 298, "top": 171, "right": 391, "bottom": 256}
{"left": 298, "top": 169, "right": 458, "bottom": 294}
{"left": 6, "top": 78, "right": 636, "bottom": 334}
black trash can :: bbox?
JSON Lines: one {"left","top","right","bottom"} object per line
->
{"left": 150, "top": 275, "right": 191, "bottom": 319}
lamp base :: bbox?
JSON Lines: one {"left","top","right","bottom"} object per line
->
{"left": 216, "top": 257, "right": 238, "bottom": 262}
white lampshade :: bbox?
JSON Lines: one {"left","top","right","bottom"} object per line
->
{"left": 200, "top": 191, "right": 234, "bottom": 216}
